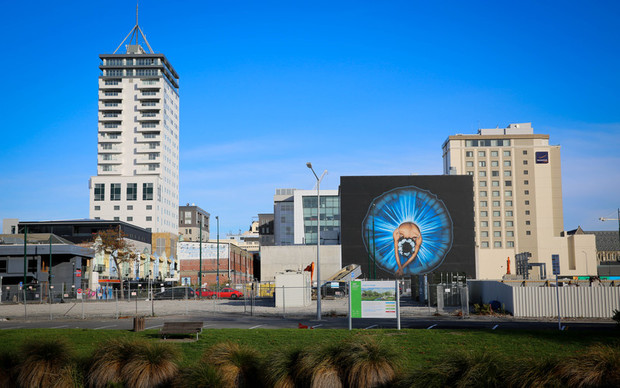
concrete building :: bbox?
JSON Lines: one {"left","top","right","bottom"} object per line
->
{"left": 258, "top": 213, "right": 275, "bottom": 246}
{"left": 177, "top": 241, "right": 254, "bottom": 287}
{"left": 88, "top": 18, "right": 180, "bottom": 236}
{"left": 178, "top": 204, "right": 210, "bottom": 242}
{"left": 273, "top": 188, "right": 341, "bottom": 245}
{"left": 442, "top": 123, "right": 596, "bottom": 278}
{"left": 260, "top": 245, "right": 342, "bottom": 282}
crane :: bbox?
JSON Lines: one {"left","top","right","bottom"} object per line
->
{"left": 599, "top": 208, "right": 620, "bottom": 243}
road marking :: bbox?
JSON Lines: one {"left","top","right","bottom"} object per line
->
{"left": 427, "top": 324, "right": 437, "bottom": 330}
{"left": 492, "top": 325, "right": 499, "bottom": 330}
{"left": 145, "top": 324, "right": 162, "bottom": 330}
{"left": 94, "top": 324, "right": 117, "bottom": 330}
{"left": 49, "top": 325, "right": 69, "bottom": 329}
{"left": 202, "top": 324, "right": 214, "bottom": 328}
{"left": 311, "top": 324, "right": 322, "bottom": 329}
{"left": 0, "top": 326, "right": 22, "bottom": 330}
{"left": 249, "top": 324, "right": 263, "bottom": 329}
{"left": 364, "top": 325, "right": 378, "bottom": 330}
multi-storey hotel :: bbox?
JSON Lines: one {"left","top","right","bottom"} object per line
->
{"left": 89, "top": 22, "right": 180, "bottom": 235}
{"left": 442, "top": 123, "right": 596, "bottom": 278}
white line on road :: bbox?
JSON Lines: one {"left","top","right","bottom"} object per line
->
{"left": 0, "top": 326, "right": 22, "bottom": 330}
{"left": 49, "top": 325, "right": 69, "bottom": 329}
{"left": 311, "top": 324, "right": 322, "bottom": 329}
{"left": 202, "top": 324, "right": 214, "bottom": 328}
{"left": 145, "top": 324, "right": 162, "bottom": 330}
{"left": 364, "top": 325, "right": 378, "bottom": 330}
{"left": 94, "top": 324, "right": 118, "bottom": 330}
{"left": 492, "top": 325, "right": 499, "bottom": 330}
{"left": 249, "top": 325, "right": 264, "bottom": 329}
{"left": 427, "top": 324, "right": 437, "bottom": 330}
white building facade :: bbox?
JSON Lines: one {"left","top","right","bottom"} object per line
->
{"left": 89, "top": 35, "right": 180, "bottom": 234}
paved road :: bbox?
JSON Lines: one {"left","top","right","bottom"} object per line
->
{"left": 0, "top": 313, "right": 615, "bottom": 331}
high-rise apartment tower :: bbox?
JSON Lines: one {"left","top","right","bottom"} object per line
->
{"left": 89, "top": 18, "right": 180, "bottom": 234}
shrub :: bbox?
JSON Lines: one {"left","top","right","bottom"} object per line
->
{"left": 297, "top": 342, "right": 343, "bottom": 388}
{"left": 174, "top": 363, "right": 224, "bottom": 388}
{"left": 556, "top": 344, "right": 620, "bottom": 387}
{"left": 87, "top": 338, "right": 148, "bottom": 388}
{"left": 336, "top": 336, "right": 399, "bottom": 388}
{"left": 264, "top": 347, "right": 307, "bottom": 388}
{"left": 504, "top": 357, "right": 562, "bottom": 388}
{"left": 120, "top": 341, "right": 180, "bottom": 388}
{"left": 204, "top": 342, "right": 264, "bottom": 388}
{"left": 17, "top": 337, "right": 76, "bottom": 388}
{"left": 0, "top": 352, "right": 19, "bottom": 388}
{"left": 473, "top": 303, "right": 493, "bottom": 315}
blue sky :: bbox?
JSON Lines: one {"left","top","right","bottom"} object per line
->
{"left": 0, "top": 1, "right": 618, "bottom": 235}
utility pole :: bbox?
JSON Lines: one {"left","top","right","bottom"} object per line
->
{"left": 199, "top": 217, "right": 202, "bottom": 297}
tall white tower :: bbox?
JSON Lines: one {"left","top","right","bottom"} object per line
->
{"left": 89, "top": 13, "right": 179, "bottom": 234}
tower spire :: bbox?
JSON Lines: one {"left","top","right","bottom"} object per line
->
{"left": 113, "top": 0, "right": 154, "bottom": 54}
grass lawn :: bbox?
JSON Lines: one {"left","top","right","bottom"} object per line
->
{"left": 1, "top": 328, "right": 618, "bottom": 368}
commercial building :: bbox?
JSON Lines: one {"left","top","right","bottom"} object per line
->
{"left": 273, "top": 188, "right": 340, "bottom": 246}
{"left": 258, "top": 213, "right": 275, "bottom": 246}
{"left": 177, "top": 241, "right": 254, "bottom": 287}
{"left": 88, "top": 18, "right": 180, "bottom": 236}
{"left": 442, "top": 123, "right": 596, "bottom": 278}
{"left": 178, "top": 204, "right": 210, "bottom": 242}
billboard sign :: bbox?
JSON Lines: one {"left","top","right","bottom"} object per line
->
{"left": 536, "top": 151, "right": 549, "bottom": 164}
{"left": 350, "top": 280, "right": 396, "bottom": 318}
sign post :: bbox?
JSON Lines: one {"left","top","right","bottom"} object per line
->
{"left": 552, "top": 254, "right": 562, "bottom": 330}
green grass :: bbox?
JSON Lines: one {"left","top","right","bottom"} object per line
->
{"left": 0, "top": 328, "right": 617, "bottom": 369}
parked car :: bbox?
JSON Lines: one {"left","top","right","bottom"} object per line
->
{"left": 198, "top": 287, "right": 244, "bottom": 299}
{"left": 154, "top": 286, "right": 195, "bottom": 300}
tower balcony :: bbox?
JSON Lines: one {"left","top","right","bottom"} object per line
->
{"left": 99, "top": 101, "right": 122, "bottom": 110}
{"left": 135, "top": 156, "right": 160, "bottom": 164}
{"left": 135, "top": 166, "right": 161, "bottom": 175}
{"left": 97, "top": 155, "right": 122, "bottom": 164}
{"left": 138, "top": 101, "right": 162, "bottom": 111}
{"left": 99, "top": 112, "right": 122, "bottom": 121}
{"left": 137, "top": 112, "right": 161, "bottom": 121}
{"left": 98, "top": 134, "right": 122, "bottom": 143}
{"left": 98, "top": 145, "right": 122, "bottom": 153}
{"left": 136, "top": 145, "right": 160, "bottom": 154}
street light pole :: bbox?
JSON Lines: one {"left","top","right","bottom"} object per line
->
{"left": 199, "top": 217, "right": 202, "bottom": 297}
{"left": 216, "top": 216, "right": 220, "bottom": 296}
{"left": 307, "top": 162, "right": 327, "bottom": 321}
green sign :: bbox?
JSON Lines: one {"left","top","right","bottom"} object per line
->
{"left": 351, "top": 281, "right": 362, "bottom": 318}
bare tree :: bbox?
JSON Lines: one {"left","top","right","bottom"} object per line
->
{"left": 92, "top": 226, "right": 136, "bottom": 300}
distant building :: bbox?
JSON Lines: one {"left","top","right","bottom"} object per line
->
{"left": 273, "top": 188, "right": 340, "bottom": 246}
{"left": 178, "top": 204, "right": 210, "bottom": 242}
{"left": 258, "top": 213, "right": 275, "bottom": 246}
{"left": 177, "top": 241, "right": 254, "bottom": 286}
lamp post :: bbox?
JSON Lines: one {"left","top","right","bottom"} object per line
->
{"left": 216, "top": 216, "right": 220, "bottom": 296}
{"left": 199, "top": 217, "right": 202, "bottom": 297}
{"left": 307, "top": 162, "right": 327, "bottom": 321}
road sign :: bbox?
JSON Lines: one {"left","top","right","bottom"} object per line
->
{"left": 552, "top": 254, "right": 560, "bottom": 275}
{"left": 76, "top": 269, "right": 82, "bottom": 278}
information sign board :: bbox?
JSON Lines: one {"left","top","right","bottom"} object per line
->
{"left": 351, "top": 281, "right": 396, "bottom": 318}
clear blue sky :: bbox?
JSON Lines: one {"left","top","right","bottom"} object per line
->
{"left": 0, "top": 0, "right": 618, "bottom": 235}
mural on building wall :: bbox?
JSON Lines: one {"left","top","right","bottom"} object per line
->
{"left": 362, "top": 186, "right": 453, "bottom": 275}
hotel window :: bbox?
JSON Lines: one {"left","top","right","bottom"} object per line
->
{"left": 493, "top": 211, "right": 500, "bottom": 217}
{"left": 524, "top": 170, "right": 529, "bottom": 175}
{"left": 526, "top": 231, "right": 531, "bottom": 235}
{"left": 525, "top": 210, "right": 530, "bottom": 215}
{"left": 507, "top": 231, "right": 514, "bottom": 237}
{"left": 492, "top": 181, "right": 499, "bottom": 187}
{"left": 479, "top": 171, "right": 487, "bottom": 177}
{"left": 506, "top": 211, "right": 513, "bottom": 217}
{"left": 127, "top": 183, "right": 137, "bottom": 201}
{"left": 524, "top": 180, "right": 529, "bottom": 185}
{"left": 94, "top": 184, "right": 105, "bottom": 201}
{"left": 480, "top": 211, "right": 488, "bottom": 217}
{"left": 127, "top": 217, "right": 133, "bottom": 221}
{"left": 466, "top": 151, "right": 473, "bottom": 157}
{"left": 523, "top": 160, "right": 528, "bottom": 165}
{"left": 127, "top": 205, "right": 133, "bottom": 210}
{"left": 493, "top": 201, "right": 500, "bottom": 207}
{"left": 494, "top": 221, "right": 501, "bottom": 227}
{"left": 494, "top": 241, "right": 502, "bottom": 248}
{"left": 101, "top": 143, "right": 113, "bottom": 150}
{"left": 505, "top": 190, "right": 513, "bottom": 197}
{"left": 492, "top": 171, "right": 499, "bottom": 177}
{"left": 491, "top": 151, "right": 499, "bottom": 157}
{"left": 467, "top": 171, "right": 474, "bottom": 175}
{"left": 504, "top": 171, "right": 512, "bottom": 177}
{"left": 479, "top": 181, "right": 487, "bottom": 187}
{"left": 505, "top": 201, "right": 513, "bottom": 207}
{"left": 481, "top": 221, "right": 488, "bottom": 227}
{"left": 480, "top": 191, "right": 487, "bottom": 197}
{"left": 525, "top": 200, "right": 530, "bottom": 205}
{"left": 478, "top": 151, "right": 486, "bottom": 157}
{"left": 114, "top": 205, "right": 120, "bottom": 210}
{"left": 523, "top": 150, "right": 528, "bottom": 155}
{"left": 525, "top": 220, "right": 531, "bottom": 225}
{"left": 507, "top": 241, "right": 514, "bottom": 247}
{"left": 466, "top": 161, "right": 474, "bottom": 167}
{"left": 94, "top": 206, "right": 100, "bottom": 210}
{"left": 110, "top": 183, "right": 121, "bottom": 201}
{"left": 481, "top": 242, "right": 489, "bottom": 248}
{"left": 492, "top": 191, "right": 500, "bottom": 197}
{"left": 524, "top": 190, "right": 530, "bottom": 195}
{"left": 504, "top": 160, "right": 511, "bottom": 166}
{"left": 479, "top": 161, "right": 486, "bottom": 167}
{"left": 491, "top": 161, "right": 499, "bottom": 167}
{"left": 504, "top": 150, "right": 511, "bottom": 156}
{"left": 505, "top": 180, "right": 512, "bottom": 186}
{"left": 506, "top": 221, "right": 514, "bottom": 227}
{"left": 146, "top": 216, "right": 152, "bottom": 221}
{"left": 146, "top": 205, "right": 152, "bottom": 210}
{"left": 480, "top": 201, "right": 488, "bottom": 207}
{"left": 481, "top": 231, "right": 489, "bottom": 237}
{"left": 143, "top": 183, "right": 153, "bottom": 200}
{"left": 113, "top": 217, "right": 120, "bottom": 221}
{"left": 494, "top": 231, "right": 501, "bottom": 237}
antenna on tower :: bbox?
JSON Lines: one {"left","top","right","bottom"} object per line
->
{"left": 113, "top": 0, "right": 154, "bottom": 54}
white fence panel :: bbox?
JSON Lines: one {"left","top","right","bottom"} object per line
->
{"left": 512, "top": 286, "right": 620, "bottom": 318}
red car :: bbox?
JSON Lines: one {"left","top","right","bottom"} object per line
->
{"left": 198, "top": 287, "right": 244, "bottom": 299}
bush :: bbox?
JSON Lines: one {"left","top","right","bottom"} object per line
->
{"left": 87, "top": 338, "right": 148, "bottom": 388}
{"left": 121, "top": 342, "right": 180, "bottom": 388}
{"left": 17, "top": 337, "right": 77, "bottom": 388}
{"left": 336, "top": 336, "right": 399, "bottom": 388}
{"left": 174, "top": 363, "right": 224, "bottom": 388}
{"left": 556, "top": 344, "right": 620, "bottom": 387}
{"left": 613, "top": 309, "right": 620, "bottom": 327}
{"left": 204, "top": 342, "right": 264, "bottom": 388}
{"left": 264, "top": 347, "right": 306, "bottom": 388}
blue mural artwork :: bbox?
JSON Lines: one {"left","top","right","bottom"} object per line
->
{"left": 362, "top": 186, "right": 453, "bottom": 275}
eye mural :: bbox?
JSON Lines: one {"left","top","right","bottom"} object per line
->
{"left": 362, "top": 186, "right": 453, "bottom": 276}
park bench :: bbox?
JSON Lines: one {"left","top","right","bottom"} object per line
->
{"left": 160, "top": 321, "right": 204, "bottom": 340}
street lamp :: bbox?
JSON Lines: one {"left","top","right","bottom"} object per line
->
{"left": 216, "top": 216, "right": 220, "bottom": 296}
{"left": 306, "top": 162, "right": 327, "bottom": 321}
{"left": 199, "top": 217, "right": 202, "bottom": 297}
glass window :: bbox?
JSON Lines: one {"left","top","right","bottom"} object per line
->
{"left": 525, "top": 210, "right": 530, "bottom": 215}
{"left": 507, "top": 231, "right": 514, "bottom": 237}
{"left": 127, "top": 183, "right": 137, "bottom": 201}
{"left": 110, "top": 183, "right": 121, "bottom": 201}
{"left": 523, "top": 150, "right": 528, "bottom": 155}
{"left": 524, "top": 170, "right": 529, "bottom": 175}
{"left": 479, "top": 191, "right": 487, "bottom": 197}
{"left": 114, "top": 205, "right": 120, "bottom": 210}
{"left": 492, "top": 171, "right": 499, "bottom": 177}
{"left": 127, "top": 217, "right": 133, "bottom": 221}
{"left": 504, "top": 171, "right": 512, "bottom": 177}
{"left": 504, "top": 160, "right": 511, "bottom": 166}
{"left": 94, "top": 184, "right": 105, "bottom": 201}
{"left": 492, "top": 191, "right": 500, "bottom": 197}
{"left": 467, "top": 171, "right": 473, "bottom": 175}
{"left": 507, "top": 241, "right": 514, "bottom": 247}
{"left": 94, "top": 205, "right": 100, "bottom": 211}
{"left": 494, "top": 221, "right": 501, "bottom": 227}
{"left": 143, "top": 183, "right": 153, "bottom": 200}
{"left": 504, "top": 150, "right": 511, "bottom": 156}
{"left": 481, "top": 231, "right": 488, "bottom": 237}
{"left": 491, "top": 161, "right": 499, "bottom": 167}
{"left": 466, "top": 151, "right": 473, "bottom": 157}
{"left": 524, "top": 190, "right": 530, "bottom": 195}
{"left": 478, "top": 151, "right": 485, "bottom": 157}
{"left": 523, "top": 160, "right": 528, "bottom": 165}
{"left": 480, "top": 221, "right": 488, "bottom": 227}
{"left": 480, "top": 211, "right": 488, "bottom": 217}
{"left": 146, "top": 216, "right": 152, "bottom": 221}
{"left": 481, "top": 242, "right": 489, "bottom": 248}
{"left": 127, "top": 205, "right": 133, "bottom": 210}
{"left": 492, "top": 181, "right": 499, "bottom": 187}
{"left": 526, "top": 231, "right": 531, "bottom": 235}
{"left": 524, "top": 180, "right": 529, "bottom": 185}
{"left": 479, "top": 161, "right": 486, "bottom": 167}
{"left": 480, "top": 201, "right": 487, "bottom": 207}
{"left": 113, "top": 217, "right": 120, "bottom": 221}
{"left": 479, "top": 171, "right": 486, "bottom": 177}
{"left": 466, "top": 161, "right": 474, "bottom": 167}
{"left": 494, "top": 231, "right": 501, "bottom": 237}
{"left": 525, "top": 200, "right": 530, "bottom": 205}
{"left": 505, "top": 190, "right": 513, "bottom": 197}
{"left": 146, "top": 205, "right": 152, "bottom": 210}
{"left": 506, "top": 221, "right": 514, "bottom": 227}
{"left": 505, "top": 201, "right": 513, "bottom": 207}
{"left": 480, "top": 181, "right": 487, "bottom": 187}
{"left": 491, "top": 151, "right": 498, "bottom": 157}
{"left": 525, "top": 220, "right": 531, "bottom": 225}
{"left": 493, "top": 211, "right": 500, "bottom": 217}
{"left": 494, "top": 241, "right": 502, "bottom": 248}
{"left": 493, "top": 201, "right": 500, "bottom": 207}
{"left": 506, "top": 211, "right": 513, "bottom": 217}
{"left": 505, "top": 180, "right": 512, "bottom": 186}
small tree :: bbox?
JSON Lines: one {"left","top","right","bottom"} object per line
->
{"left": 93, "top": 226, "right": 136, "bottom": 300}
